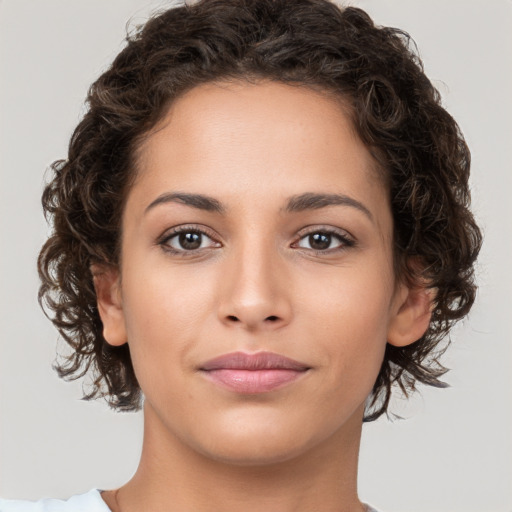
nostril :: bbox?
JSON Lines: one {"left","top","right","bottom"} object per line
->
{"left": 224, "top": 314, "right": 283, "bottom": 325}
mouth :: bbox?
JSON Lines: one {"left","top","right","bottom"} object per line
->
{"left": 199, "top": 351, "right": 311, "bottom": 394}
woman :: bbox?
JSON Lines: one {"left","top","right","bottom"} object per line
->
{"left": 0, "top": 0, "right": 481, "bottom": 510}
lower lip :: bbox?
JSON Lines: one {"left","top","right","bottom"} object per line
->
{"left": 202, "top": 369, "right": 307, "bottom": 393}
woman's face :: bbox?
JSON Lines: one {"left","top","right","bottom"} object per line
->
{"left": 100, "top": 81, "right": 419, "bottom": 465}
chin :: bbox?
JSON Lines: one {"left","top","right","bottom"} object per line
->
{"left": 197, "top": 433, "right": 316, "bottom": 467}
{"left": 187, "top": 410, "right": 350, "bottom": 468}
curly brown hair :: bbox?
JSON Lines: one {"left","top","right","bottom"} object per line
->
{"left": 37, "top": 0, "right": 482, "bottom": 420}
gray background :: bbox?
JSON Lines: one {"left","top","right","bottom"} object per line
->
{"left": 1, "top": 1, "right": 511, "bottom": 511}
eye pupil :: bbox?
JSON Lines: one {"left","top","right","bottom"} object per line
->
{"left": 309, "top": 233, "right": 331, "bottom": 250}
{"left": 179, "top": 232, "right": 202, "bottom": 250}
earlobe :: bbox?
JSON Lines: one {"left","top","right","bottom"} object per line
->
{"left": 91, "top": 263, "right": 127, "bottom": 347}
{"left": 387, "top": 283, "right": 434, "bottom": 348}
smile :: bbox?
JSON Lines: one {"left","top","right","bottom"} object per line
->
{"left": 199, "top": 351, "right": 311, "bottom": 393}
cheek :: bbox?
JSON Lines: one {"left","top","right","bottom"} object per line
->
{"left": 123, "top": 258, "right": 213, "bottom": 333}
{"left": 305, "top": 265, "right": 393, "bottom": 384}
{"left": 119, "top": 259, "right": 220, "bottom": 381}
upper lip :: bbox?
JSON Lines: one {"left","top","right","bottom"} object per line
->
{"left": 200, "top": 351, "right": 310, "bottom": 371}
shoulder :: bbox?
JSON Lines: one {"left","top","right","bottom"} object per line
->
{"left": 0, "top": 490, "right": 110, "bottom": 512}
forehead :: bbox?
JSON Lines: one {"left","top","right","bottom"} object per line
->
{"left": 130, "top": 80, "right": 388, "bottom": 222}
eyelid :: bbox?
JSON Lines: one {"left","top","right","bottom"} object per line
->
{"left": 295, "top": 224, "right": 354, "bottom": 239}
{"left": 292, "top": 225, "right": 356, "bottom": 253}
{"left": 157, "top": 224, "right": 222, "bottom": 253}
{"left": 156, "top": 223, "right": 356, "bottom": 256}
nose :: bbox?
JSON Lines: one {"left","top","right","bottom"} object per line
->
{"left": 217, "top": 241, "right": 293, "bottom": 332}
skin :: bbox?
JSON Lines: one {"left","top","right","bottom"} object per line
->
{"left": 95, "top": 81, "right": 432, "bottom": 512}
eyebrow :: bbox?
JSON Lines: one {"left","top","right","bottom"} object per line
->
{"left": 144, "top": 191, "right": 372, "bottom": 220}
{"left": 283, "top": 192, "right": 373, "bottom": 220}
{"left": 145, "top": 192, "right": 225, "bottom": 215}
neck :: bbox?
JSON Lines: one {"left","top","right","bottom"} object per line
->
{"left": 107, "top": 402, "right": 366, "bottom": 512}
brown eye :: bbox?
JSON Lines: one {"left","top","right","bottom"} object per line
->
{"left": 308, "top": 233, "right": 332, "bottom": 250}
{"left": 178, "top": 232, "right": 202, "bottom": 250}
{"left": 162, "top": 229, "right": 220, "bottom": 253}
{"left": 295, "top": 230, "right": 353, "bottom": 253}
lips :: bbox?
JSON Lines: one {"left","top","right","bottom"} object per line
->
{"left": 200, "top": 351, "right": 310, "bottom": 393}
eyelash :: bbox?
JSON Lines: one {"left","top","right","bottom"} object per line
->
{"left": 157, "top": 225, "right": 355, "bottom": 257}
{"left": 157, "top": 225, "right": 220, "bottom": 256}
{"left": 292, "top": 227, "right": 355, "bottom": 255}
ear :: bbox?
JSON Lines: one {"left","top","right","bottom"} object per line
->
{"left": 387, "top": 281, "right": 434, "bottom": 348}
{"left": 91, "top": 263, "right": 127, "bottom": 347}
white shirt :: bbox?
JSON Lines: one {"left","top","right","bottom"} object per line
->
{"left": 0, "top": 490, "right": 109, "bottom": 512}
{"left": 0, "top": 490, "right": 380, "bottom": 511}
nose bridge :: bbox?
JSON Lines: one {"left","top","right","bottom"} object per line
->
{"left": 218, "top": 231, "right": 292, "bottom": 331}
